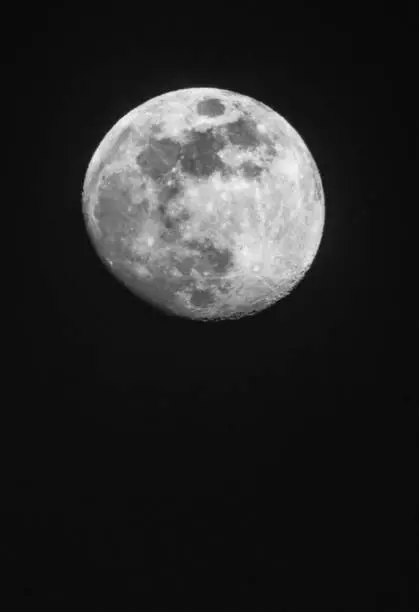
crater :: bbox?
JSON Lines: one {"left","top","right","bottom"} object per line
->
{"left": 196, "top": 97, "right": 226, "bottom": 117}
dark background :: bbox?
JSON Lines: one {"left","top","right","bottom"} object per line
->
{"left": 11, "top": 7, "right": 417, "bottom": 609}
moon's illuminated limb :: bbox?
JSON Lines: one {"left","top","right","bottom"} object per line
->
{"left": 83, "top": 87, "right": 325, "bottom": 318}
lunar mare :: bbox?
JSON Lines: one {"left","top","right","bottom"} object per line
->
{"left": 83, "top": 88, "right": 325, "bottom": 319}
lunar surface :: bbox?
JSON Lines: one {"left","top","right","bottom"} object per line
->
{"left": 82, "top": 88, "right": 325, "bottom": 320}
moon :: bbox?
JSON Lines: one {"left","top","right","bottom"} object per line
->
{"left": 82, "top": 87, "right": 325, "bottom": 320}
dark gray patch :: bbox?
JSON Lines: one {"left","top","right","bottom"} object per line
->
{"left": 158, "top": 181, "right": 182, "bottom": 207}
{"left": 107, "top": 126, "right": 133, "bottom": 158}
{"left": 223, "top": 116, "right": 261, "bottom": 149}
{"left": 149, "top": 122, "right": 164, "bottom": 136}
{"left": 159, "top": 226, "right": 181, "bottom": 244}
{"left": 96, "top": 175, "right": 131, "bottom": 227}
{"left": 136, "top": 137, "right": 181, "bottom": 181}
{"left": 179, "top": 129, "right": 227, "bottom": 178}
{"left": 173, "top": 254, "right": 197, "bottom": 276}
{"left": 157, "top": 181, "right": 183, "bottom": 226}
{"left": 196, "top": 97, "right": 226, "bottom": 117}
{"left": 135, "top": 267, "right": 189, "bottom": 308}
{"left": 204, "top": 244, "right": 233, "bottom": 275}
{"left": 158, "top": 204, "right": 191, "bottom": 244}
{"left": 156, "top": 180, "right": 191, "bottom": 238}
{"left": 189, "top": 288, "right": 215, "bottom": 308}
{"left": 183, "top": 238, "right": 233, "bottom": 275}
{"left": 240, "top": 161, "right": 264, "bottom": 179}
{"left": 96, "top": 194, "right": 127, "bottom": 239}
{"left": 137, "top": 196, "right": 150, "bottom": 216}
{"left": 159, "top": 210, "right": 191, "bottom": 243}
{"left": 260, "top": 139, "right": 278, "bottom": 158}
{"left": 97, "top": 175, "right": 148, "bottom": 218}
{"left": 95, "top": 174, "right": 150, "bottom": 261}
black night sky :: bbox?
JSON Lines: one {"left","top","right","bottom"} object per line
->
{"left": 12, "top": 7, "right": 416, "bottom": 608}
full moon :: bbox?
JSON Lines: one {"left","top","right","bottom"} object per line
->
{"left": 82, "top": 88, "right": 325, "bottom": 320}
